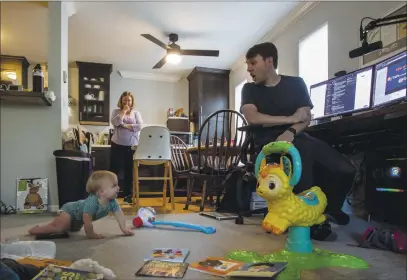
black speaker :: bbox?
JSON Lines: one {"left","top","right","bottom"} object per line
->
{"left": 365, "top": 149, "right": 407, "bottom": 227}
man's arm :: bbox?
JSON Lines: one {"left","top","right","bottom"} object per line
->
{"left": 284, "top": 77, "right": 314, "bottom": 135}
{"left": 241, "top": 104, "right": 296, "bottom": 126}
{"left": 290, "top": 107, "right": 312, "bottom": 134}
{"left": 240, "top": 83, "right": 297, "bottom": 126}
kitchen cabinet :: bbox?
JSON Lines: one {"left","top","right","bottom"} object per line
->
{"left": 76, "top": 61, "right": 112, "bottom": 126}
{"left": 91, "top": 147, "right": 111, "bottom": 171}
{"left": 187, "top": 67, "right": 230, "bottom": 134}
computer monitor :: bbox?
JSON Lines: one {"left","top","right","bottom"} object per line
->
{"left": 372, "top": 50, "right": 407, "bottom": 108}
{"left": 309, "top": 81, "right": 328, "bottom": 119}
{"left": 310, "top": 66, "right": 374, "bottom": 120}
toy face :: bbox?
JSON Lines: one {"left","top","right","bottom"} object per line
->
{"left": 257, "top": 174, "right": 285, "bottom": 200}
{"left": 28, "top": 183, "right": 40, "bottom": 193}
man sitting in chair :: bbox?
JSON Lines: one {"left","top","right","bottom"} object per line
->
{"left": 240, "top": 42, "right": 356, "bottom": 230}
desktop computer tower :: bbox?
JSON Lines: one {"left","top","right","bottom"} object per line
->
{"left": 365, "top": 148, "right": 407, "bottom": 228}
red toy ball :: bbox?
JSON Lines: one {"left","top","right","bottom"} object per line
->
{"left": 132, "top": 217, "right": 143, "bottom": 228}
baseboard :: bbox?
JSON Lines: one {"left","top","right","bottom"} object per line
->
{"left": 48, "top": 204, "right": 59, "bottom": 212}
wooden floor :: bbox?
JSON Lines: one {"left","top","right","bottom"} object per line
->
{"left": 118, "top": 197, "right": 213, "bottom": 215}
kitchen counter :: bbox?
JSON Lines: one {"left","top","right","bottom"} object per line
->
{"left": 92, "top": 144, "right": 111, "bottom": 148}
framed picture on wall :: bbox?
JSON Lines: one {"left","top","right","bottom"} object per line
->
{"left": 360, "top": 3, "right": 407, "bottom": 67}
{"left": 16, "top": 177, "right": 49, "bottom": 213}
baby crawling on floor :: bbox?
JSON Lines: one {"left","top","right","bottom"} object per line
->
{"left": 28, "top": 170, "right": 134, "bottom": 239}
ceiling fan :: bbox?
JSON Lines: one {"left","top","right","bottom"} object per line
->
{"left": 141, "top": 33, "right": 220, "bottom": 69}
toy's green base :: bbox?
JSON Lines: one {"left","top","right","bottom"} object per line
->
{"left": 227, "top": 248, "right": 369, "bottom": 280}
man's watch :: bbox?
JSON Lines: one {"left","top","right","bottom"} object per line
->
{"left": 287, "top": 127, "right": 297, "bottom": 136}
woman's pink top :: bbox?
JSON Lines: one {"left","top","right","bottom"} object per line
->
{"left": 110, "top": 109, "right": 143, "bottom": 146}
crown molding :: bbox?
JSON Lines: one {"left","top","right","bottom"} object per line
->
{"left": 118, "top": 70, "right": 181, "bottom": 83}
{"left": 65, "top": 2, "right": 77, "bottom": 18}
{"left": 41, "top": 1, "right": 77, "bottom": 17}
{"left": 231, "top": 1, "right": 319, "bottom": 72}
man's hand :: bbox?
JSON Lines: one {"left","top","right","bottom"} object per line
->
{"left": 291, "top": 108, "right": 311, "bottom": 123}
{"left": 121, "top": 227, "right": 135, "bottom": 236}
{"left": 87, "top": 233, "right": 105, "bottom": 239}
{"left": 276, "top": 130, "right": 295, "bottom": 143}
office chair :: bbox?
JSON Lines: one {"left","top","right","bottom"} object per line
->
{"left": 233, "top": 124, "right": 268, "bottom": 225}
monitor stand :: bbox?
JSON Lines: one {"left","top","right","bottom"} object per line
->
{"left": 311, "top": 117, "right": 333, "bottom": 126}
{"left": 338, "top": 113, "right": 353, "bottom": 118}
{"left": 322, "top": 113, "right": 353, "bottom": 123}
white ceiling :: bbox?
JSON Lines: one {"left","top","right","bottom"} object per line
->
{"left": 1, "top": 1, "right": 300, "bottom": 78}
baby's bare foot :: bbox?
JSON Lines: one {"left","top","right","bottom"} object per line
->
{"left": 28, "top": 225, "right": 40, "bottom": 235}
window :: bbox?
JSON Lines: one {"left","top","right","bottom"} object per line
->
{"left": 299, "top": 22, "right": 328, "bottom": 92}
{"left": 234, "top": 79, "right": 247, "bottom": 143}
{"left": 235, "top": 80, "right": 246, "bottom": 111}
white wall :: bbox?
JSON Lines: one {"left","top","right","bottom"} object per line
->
{"left": 0, "top": 65, "right": 62, "bottom": 209}
{"left": 0, "top": 65, "right": 187, "bottom": 208}
{"left": 229, "top": 1, "right": 403, "bottom": 109}
{"left": 68, "top": 67, "right": 189, "bottom": 135}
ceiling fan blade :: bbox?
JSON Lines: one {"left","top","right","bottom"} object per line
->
{"left": 152, "top": 57, "right": 167, "bottom": 69}
{"left": 141, "top": 34, "right": 169, "bottom": 50}
{"left": 181, "top": 49, "right": 219, "bottom": 57}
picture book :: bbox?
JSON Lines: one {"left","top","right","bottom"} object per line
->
{"left": 189, "top": 257, "right": 244, "bottom": 277}
{"left": 17, "top": 257, "right": 73, "bottom": 269}
{"left": 226, "top": 262, "right": 288, "bottom": 278}
{"left": 135, "top": 260, "right": 188, "bottom": 278}
{"left": 144, "top": 248, "right": 190, "bottom": 263}
{"left": 32, "top": 264, "right": 103, "bottom": 280}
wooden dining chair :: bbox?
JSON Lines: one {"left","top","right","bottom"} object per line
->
{"left": 185, "top": 109, "right": 248, "bottom": 211}
{"left": 132, "top": 126, "right": 175, "bottom": 213}
{"left": 169, "top": 135, "right": 195, "bottom": 207}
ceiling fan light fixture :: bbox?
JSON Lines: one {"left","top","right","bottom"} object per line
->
{"left": 166, "top": 53, "right": 182, "bottom": 64}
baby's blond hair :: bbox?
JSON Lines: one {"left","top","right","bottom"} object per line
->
{"left": 86, "top": 170, "right": 117, "bottom": 194}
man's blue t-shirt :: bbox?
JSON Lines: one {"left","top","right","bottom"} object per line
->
{"left": 240, "top": 75, "right": 313, "bottom": 148}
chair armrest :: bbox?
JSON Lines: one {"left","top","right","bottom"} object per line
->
{"left": 237, "top": 124, "right": 263, "bottom": 132}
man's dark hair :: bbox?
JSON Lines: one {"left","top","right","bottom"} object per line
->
{"left": 246, "top": 42, "right": 278, "bottom": 69}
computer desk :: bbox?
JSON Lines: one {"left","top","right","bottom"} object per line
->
{"left": 306, "top": 101, "right": 407, "bottom": 153}
{"left": 238, "top": 101, "right": 407, "bottom": 151}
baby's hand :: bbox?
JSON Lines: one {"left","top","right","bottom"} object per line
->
{"left": 122, "top": 227, "right": 135, "bottom": 236}
{"left": 87, "top": 233, "right": 105, "bottom": 239}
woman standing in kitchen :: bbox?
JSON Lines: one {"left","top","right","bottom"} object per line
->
{"left": 110, "top": 91, "right": 143, "bottom": 204}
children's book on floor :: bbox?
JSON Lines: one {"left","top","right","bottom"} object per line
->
{"left": 32, "top": 264, "right": 103, "bottom": 280}
{"left": 135, "top": 260, "right": 188, "bottom": 278}
{"left": 144, "top": 248, "right": 190, "bottom": 263}
{"left": 226, "top": 262, "right": 288, "bottom": 278}
{"left": 17, "top": 257, "right": 73, "bottom": 269}
{"left": 189, "top": 257, "right": 244, "bottom": 277}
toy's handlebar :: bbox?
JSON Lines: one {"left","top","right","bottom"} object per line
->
{"left": 254, "top": 141, "right": 302, "bottom": 187}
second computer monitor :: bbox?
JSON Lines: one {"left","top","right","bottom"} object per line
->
{"left": 310, "top": 66, "right": 373, "bottom": 120}
{"left": 372, "top": 50, "right": 407, "bottom": 108}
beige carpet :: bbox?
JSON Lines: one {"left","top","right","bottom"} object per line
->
{"left": 1, "top": 213, "right": 406, "bottom": 279}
